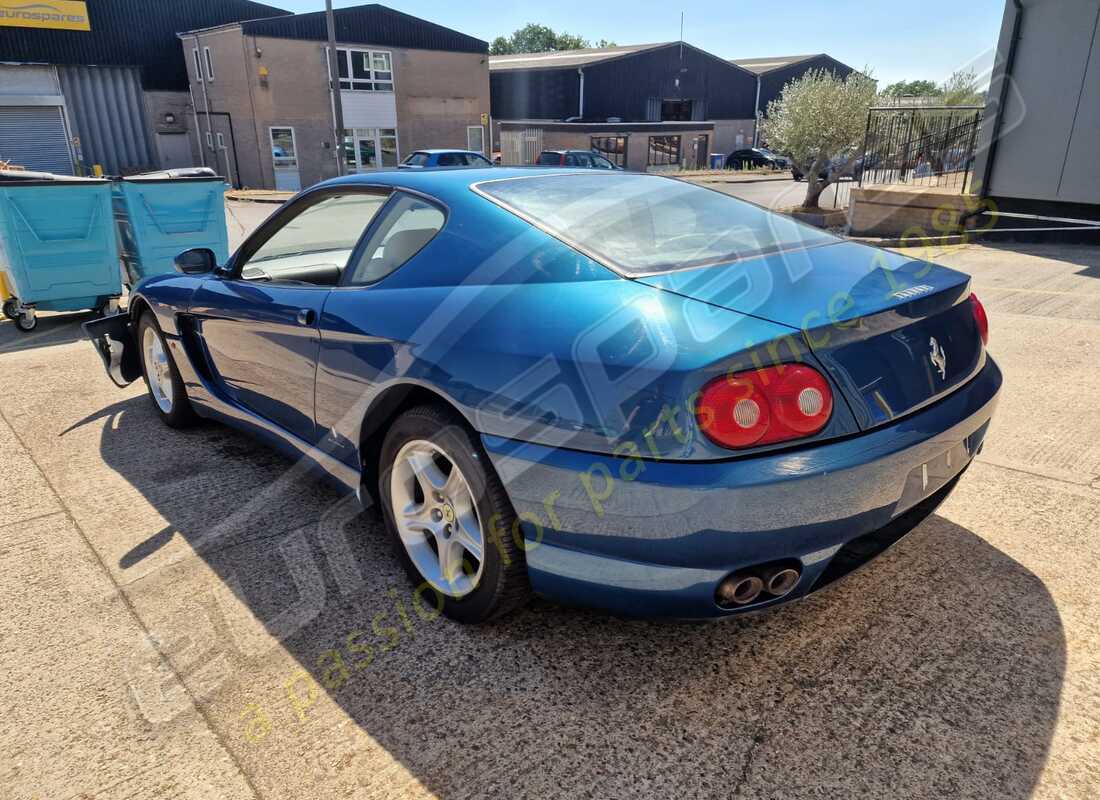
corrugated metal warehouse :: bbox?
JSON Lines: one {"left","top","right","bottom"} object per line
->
{"left": 0, "top": 0, "right": 286, "bottom": 176}
{"left": 490, "top": 42, "right": 760, "bottom": 157}
{"left": 731, "top": 53, "right": 856, "bottom": 140}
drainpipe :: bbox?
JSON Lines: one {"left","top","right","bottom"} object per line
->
{"left": 187, "top": 84, "right": 205, "bottom": 168}
{"left": 578, "top": 67, "right": 585, "bottom": 119}
{"left": 752, "top": 75, "right": 761, "bottom": 146}
{"left": 978, "top": 0, "right": 1024, "bottom": 199}
{"left": 326, "top": 0, "right": 346, "bottom": 176}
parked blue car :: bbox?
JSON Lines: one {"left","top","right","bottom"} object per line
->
{"left": 399, "top": 149, "right": 493, "bottom": 168}
{"left": 84, "top": 168, "right": 1000, "bottom": 623}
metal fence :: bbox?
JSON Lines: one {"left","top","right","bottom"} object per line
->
{"left": 858, "top": 105, "right": 985, "bottom": 193}
{"left": 824, "top": 105, "right": 984, "bottom": 209}
{"left": 499, "top": 127, "right": 544, "bottom": 166}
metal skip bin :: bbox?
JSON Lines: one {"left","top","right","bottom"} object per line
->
{"left": 112, "top": 168, "right": 229, "bottom": 285}
{"left": 0, "top": 170, "right": 122, "bottom": 333}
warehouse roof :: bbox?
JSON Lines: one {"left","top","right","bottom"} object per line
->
{"left": 489, "top": 42, "right": 672, "bottom": 71}
{"left": 0, "top": 0, "right": 287, "bottom": 91}
{"left": 731, "top": 54, "right": 824, "bottom": 74}
{"left": 234, "top": 3, "right": 487, "bottom": 54}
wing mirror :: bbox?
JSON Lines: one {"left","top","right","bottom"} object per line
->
{"left": 174, "top": 247, "right": 217, "bottom": 275}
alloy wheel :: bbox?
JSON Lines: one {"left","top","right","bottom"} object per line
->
{"left": 142, "top": 325, "right": 174, "bottom": 413}
{"left": 389, "top": 439, "right": 486, "bottom": 598}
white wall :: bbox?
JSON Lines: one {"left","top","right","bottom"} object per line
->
{"left": 341, "top": 90, "right": 397, "bottom": 129}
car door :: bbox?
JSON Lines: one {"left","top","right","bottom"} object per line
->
{"left": 313, "top": 191, "right": 447, "bottom": 466}
{"left": 190, "top": 188, "right": 389, "bottom": 443}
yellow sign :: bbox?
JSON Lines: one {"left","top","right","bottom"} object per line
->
{"left": 480, "top": 113, "right": 489, "bottom": 126}
{"left": 0, "top": 1, "right": 91, "bottom": 31}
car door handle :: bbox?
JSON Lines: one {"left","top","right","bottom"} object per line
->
{"left": 296, "top": 308, "right": 316, "bottom": 326}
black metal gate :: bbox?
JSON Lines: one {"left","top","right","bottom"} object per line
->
{"left": 858, "top": 105, "right": 984, "bottom": 192}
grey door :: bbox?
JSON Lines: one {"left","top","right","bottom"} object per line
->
{"left": 156, "top": 132, "right": 194, "bottom": 170}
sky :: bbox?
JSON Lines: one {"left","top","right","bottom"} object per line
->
{"left": 276, "top": 0, "right": 1008, "bottom": 87}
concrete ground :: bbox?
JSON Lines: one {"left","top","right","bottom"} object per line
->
{"left": 1, "top": 238, "right": 1099, "bottom": 799}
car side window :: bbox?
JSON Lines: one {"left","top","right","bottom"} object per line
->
{"left": 565, "top": 152, "right": 592, "bottom": 167}
{"left": 438, "top": 153, "right": 462, "bottom": 166}
{"left": 345, "top": 193, "right": 445, "bottom": 285}
{"left": 590, "top": 154, "right": 615, "bottom": 169}
{"left": 536, "top": 152, "right": 558, "bottom": 165}
{"left": 238, "top": 192, "right": 389, "bottom": 286}
{"left": 404, "top": 152, "right": 429, "bottom": 166}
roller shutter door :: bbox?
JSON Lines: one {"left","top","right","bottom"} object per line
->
{"left": 0, "top": 106, "right": 74, "bottom": 175}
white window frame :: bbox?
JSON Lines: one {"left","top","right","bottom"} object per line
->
{"left": 343, "top": 127, "right": 400, "bottom": 171}
{"left": 192, "top": 47, "right": 203, "bottom": 82}
{"left": 269, "top": 126, "right": 298, "bottom": 168}
{"left": 203, "top": 46, "right": 215, "bottom": 81}
{"left": 467, "top": 125, "right": 485, "bottom": 154}
{"left": 336, "top": 48, "right": 394, "bottom": 92}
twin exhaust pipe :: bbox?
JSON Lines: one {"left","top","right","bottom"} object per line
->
{"left": 715, "top": 564, "right": 801, "bottom": 608}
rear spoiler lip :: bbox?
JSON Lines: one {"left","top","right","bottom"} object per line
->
{"left": 82, "top": 312, "right": 141, "bottom": 388}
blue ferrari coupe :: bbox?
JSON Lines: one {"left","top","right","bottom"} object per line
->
{"left": 85, "top": 168, "right": 999, "bottom": 623}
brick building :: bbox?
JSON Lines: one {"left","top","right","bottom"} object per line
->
{"left": 181, "top": 3, "right": 490, "bottom": 190}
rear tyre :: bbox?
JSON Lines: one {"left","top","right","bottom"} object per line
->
{"left": 378, "top": 404, "right": 530, "bottom": 624}
{"left": 137, "top": 312, "right": 196, "bottom": 428}
{"left": 2, "top": 298, "right": 17, "bottom": 320}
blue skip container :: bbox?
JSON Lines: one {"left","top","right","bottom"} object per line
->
{"left": 112, "top": 168, "right": 229, "bottom": 286}
{"left": 0, "top": 170, "right": 122, "bottom": 332}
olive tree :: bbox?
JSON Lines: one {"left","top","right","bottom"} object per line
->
{"left": 763, "top": 69, "right": 878, "bottom": 209}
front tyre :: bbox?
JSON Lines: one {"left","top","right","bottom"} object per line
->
{"left": 378, "top": 405, "right": 529, "bottom": 623}
{"left": 137, "top": 312, "right": 196, "bottom": 428}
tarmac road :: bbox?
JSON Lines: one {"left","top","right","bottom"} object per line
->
{"left": 689, "top": 175, "right": 853, "bottom": 210}
{"left": 1, "top": 237, "right": 1098, "bottom": 798}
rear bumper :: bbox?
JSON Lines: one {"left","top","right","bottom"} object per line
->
{"left": 483, "top": 357, "right": 1002, "bottom": 618}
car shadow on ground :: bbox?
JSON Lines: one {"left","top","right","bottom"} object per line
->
{"left": 71, "top": 396, "right": 1066, "bottom": 797}
{"left": 0, "top": 310, "right": 94, "bottom": 354}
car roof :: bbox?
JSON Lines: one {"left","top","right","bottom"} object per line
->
{"left": 418, "top": 149, "right": 487, "bottom": 155}
{"left": 318, "top": 166, "right": 630, "bottom": 206}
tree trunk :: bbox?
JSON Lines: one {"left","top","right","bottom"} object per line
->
{"left": 800, "top": 156, "right": 829, "bottom": 209}
{"left": 803, "top": 176, "right": 829, "bottom": 209}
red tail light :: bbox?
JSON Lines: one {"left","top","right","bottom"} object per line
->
{"left": 969, "top": 293, "right": 989, "bottom": 346}
{"left": 695, "top": 364, "right": 834, "bottom": 450}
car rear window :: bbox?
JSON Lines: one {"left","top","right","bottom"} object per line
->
{"left": 474, "top": 173, "right": 836, "bottom": 275}
{"left": 535, "top": 152, "right": 561, "bottom": 165}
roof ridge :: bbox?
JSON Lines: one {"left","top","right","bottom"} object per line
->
{"left": 488, "top": 41, "right": 671, "bottom": 60}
